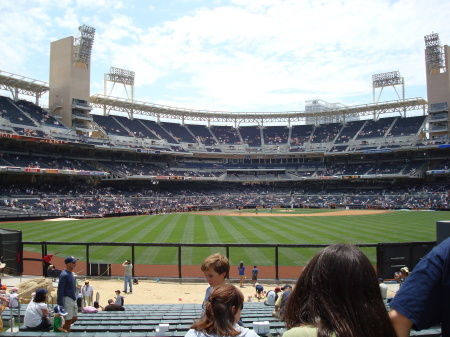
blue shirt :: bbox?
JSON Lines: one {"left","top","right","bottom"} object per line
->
{"left": 57, "top": 269, "right": 76, "bottom": 306}
{"left": 390, "top": 238, "right": 450, "bottom": 335}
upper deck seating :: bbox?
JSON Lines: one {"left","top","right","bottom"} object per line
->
{"left": 113, "top": 116, "right": 159, "bottom": 139}
{"left": 93, "top": 114, "right": 130, "bottom": 136}
{"left": 139, "top": 120, "right": 179, "bottom": 143}
{"left": 387, "top": 115, "right": 426, "bottom": 137}
{"left": 290, "top": 125, "right": 314, "bottom": 146}
{"left": 0, "top": 96, "right": 36, "bottom": 126}
{"left": 240, "top": 126, "right": 262, "bottom": 146}
{"left": 186, "top": 124, "right": 216, "bottom": 145}
{"left": 263, "top": 126, "right": 289, "bottom": 144}
{"left": 210, "top": 126, "right": 241, "bottom": 144}
{"left": 311, "top": 123, "right": 342, "bottom": 143}
{"left": 161, "top": 122, "right": 196, "bottom": 143}
{"left": 335, "top": 120, "right": 365, "bottom": 143}
{"left": 356, "top": 117, "right": 396, "bottom": 139}
{"left": 16, "top": 99, "right": 64, "bottom": 127}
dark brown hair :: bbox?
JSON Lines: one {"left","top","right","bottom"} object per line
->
{"left": 283, "top": 244, "right": 397, "bottom": 337}
{"left": 191, "top": 284, "right": 243, "bottom": 336}
{"left": 201, "top": 253, "right": 230, "bottom": 278}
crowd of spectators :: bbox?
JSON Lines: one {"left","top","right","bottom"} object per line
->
{"left": 1, "top": 183, "right": 449, "bottom": 217}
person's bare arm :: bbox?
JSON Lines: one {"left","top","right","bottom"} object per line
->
{"left": 389, "top": 309, "right": 414, "bottom": 337}
{"left": 41, "top": 308, "right": 49, "bottom": 316}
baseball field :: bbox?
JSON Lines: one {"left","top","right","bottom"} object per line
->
{"left": 2, "top": 208, "right": 447, "bottom": 267}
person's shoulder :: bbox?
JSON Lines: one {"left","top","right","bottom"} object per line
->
{"left": 185, "top": 329, "right": 203, "bottom": 337}
{"left": 37, "top": 302, "right": 48, "bottom": 309}
{"left": 237, "top": 325, "right": 260, "bottom": 337}
{"left": 284, "top": 326, "right": 318, "bottom": 337}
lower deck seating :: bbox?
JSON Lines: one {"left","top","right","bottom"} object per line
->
{"left": 8, "top": 302, "right": 441, "bottom": 336}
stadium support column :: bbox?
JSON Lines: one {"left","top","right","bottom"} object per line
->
{"left": 49, "top": 25, "right": 95, "bottom": 129}
{"left": 424, "top": 32, "right": 450, "bottom": 141}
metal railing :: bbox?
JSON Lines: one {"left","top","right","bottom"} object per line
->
{"left": 22, "top": 241, "right": 435, "bottom": 280}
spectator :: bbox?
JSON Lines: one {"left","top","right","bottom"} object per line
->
{"left": 57, "top": 256, "right": 78, "bottom": 332}
{"left": 255, "top": 283, "right": 264, "bottom": 301}
{"left": 24, "top": 288, "right": 52, "bottom": 331}
{"left": 122, "top": 259, "right": 133, "bottom": 293}
{"left": 104, "top": 299, "right": 125, "bottom": 311}
{"left": 42, "top": 252, "right": 58, "bottom": 277}
{"left": 389, "top": 237, "right": 450, "bottom": 337}
{"left": 81, "top": 281, "right": 94, "bottom": 307}
{"left": 282, "top": 244, "right": 396, "bottom": 337}
{"left": 394, "top": 267, "right": 410, "bottom": 287}
{"left": 8, "top": 287, "right": 19, "bottom": 308}
{"left": 114, "top": 290, "right": 124, "bottom": 306}
{"left": 201, "top": 253, "right": 230, "bottom": 311}
{"left": 186, "top": 284, "right": 259, "bottom": 337}
{"left": 93, "top": 300, "right": 102, "bottom": 311}
{"left": 272, "top": 284, "right": 292, "bottom": 320}
{"left": 53, "top": 305, "right": 68, "bottom": 333}
{"left": 264, "top": 286, "right": 280, "bottom": 306}
{"left": 251, "top": 266, "right": 259, "bottom": 286}
{"left": 238, "top": 261, "right": 245, "bottom": 288}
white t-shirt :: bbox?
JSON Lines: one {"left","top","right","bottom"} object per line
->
{"left": 265, "top": 290, "right": 278, "bottom": 306}
{"left": 9, "top": 293, "right": 19, "bottom": 308}
{"left": 82, "top": 285, "right": 94, "bottom": 297}
{"left": 24, "top": 301, "right": 47, "bottom": 328}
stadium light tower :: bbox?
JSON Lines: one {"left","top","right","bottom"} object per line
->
{"left": 73, "top": 24, "right": 96, "bottom": 66}
{"left": 424, "top": 32, "right": 446, "bottom": 75}
{"left": 372, "top": 71, "right": 405, "bottom": 117}
{"left": 104, "top": 67, "right": 136, "bottom": 118}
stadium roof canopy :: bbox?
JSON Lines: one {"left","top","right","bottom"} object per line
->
{"left": 90, "top": 94, "right": 427, "bottom": 124}
{"left": 0, "top": 70, "right": 50, "bottom": 101}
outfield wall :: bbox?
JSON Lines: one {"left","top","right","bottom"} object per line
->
{"left": 21, "top": 241, "right": 435, "bottom": 280}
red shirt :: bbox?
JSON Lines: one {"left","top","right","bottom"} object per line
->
{"left": 43, "top": 254, "right": 53, "bottom": 263}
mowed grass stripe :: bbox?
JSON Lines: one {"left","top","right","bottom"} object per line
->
{"left": 228, "top": 217, "right": 274, "bottom": 265}
{"left": 233, "top": 217, "right": 320, "bottom": 264}
{"left": 131, "top": 214, "right": 181, "bottom": 264}
{"left": 214, "top": 216, "right": 253, "bottom": 264}
{"left": 5, "top": 210, "right": 446, "bottom": 266}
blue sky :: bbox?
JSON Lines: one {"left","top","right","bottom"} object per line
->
{"left": 0, "top": 0, "right": 449, "bottom": 113}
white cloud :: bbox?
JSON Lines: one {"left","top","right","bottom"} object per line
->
{"left": 1, "top": 0, "right": 449, "bottom": 112}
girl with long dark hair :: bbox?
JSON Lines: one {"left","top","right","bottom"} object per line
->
{"left": 186, "top": 284, "right": 259, "bottom": 337}
{"left": 283, "top": 244, "right": 397, "bottom": 337}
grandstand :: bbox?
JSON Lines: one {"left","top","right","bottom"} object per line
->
{"left": 0, "top": 32, "right": 449, "bottom": 212}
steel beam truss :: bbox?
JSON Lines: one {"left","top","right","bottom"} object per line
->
{"left": 90, "top": 94, "right": 427, "bottom": 124}
{"left": 0, "top": 70, "right": 49, "bottom": 104}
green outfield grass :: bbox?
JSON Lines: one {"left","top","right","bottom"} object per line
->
{"left": 2, "top": 210, "right": 448, "bottom": 265}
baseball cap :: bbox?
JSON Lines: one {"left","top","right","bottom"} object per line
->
{"left": 35, "top": 288, "right": 48, "bottom": 296}
{"left": 275, "top": 286, "right": 281, "bottom": 292}
{"left": 281, "top": 284, "right": 292, "bottom": 290}
{"left": 54, "top": 305, "right": 68, "bottom": 316}
{"left": 65, "top": 256, "right": 77, "bottom": 264}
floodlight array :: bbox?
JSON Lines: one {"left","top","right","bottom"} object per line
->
{"left": 372, "top": 71, "right": 403, "bottom": 88}
{"left": 107, "top": 67, "right": 135, "bottom": 85}
{"left": 74, "top": 24, "right": 96, "bottom": 64}
{"left": 424, "top": 32, "right": 445, "bottom": 73}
